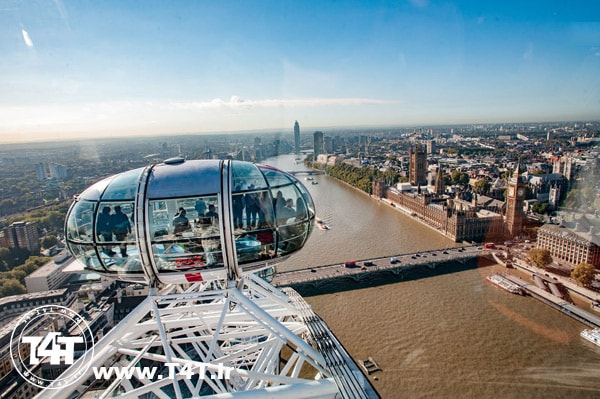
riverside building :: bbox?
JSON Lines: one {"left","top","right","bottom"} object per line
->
{"left": 537, "top": 215, "right": 600, "bottom": 267}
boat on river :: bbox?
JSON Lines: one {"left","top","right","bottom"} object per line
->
{"left": 315, "top": 217, "right": 330, "bottom": 230}
{"left": 486, "top": 273, "right": 523, "bottom": 295}
{"left": 581, "top": 328, "right": 600, "bottom": 347}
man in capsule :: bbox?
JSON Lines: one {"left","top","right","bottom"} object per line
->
{"left": 173, "top": 208, "right": 190, "bottom": 234}
{"left": 111, "top": 205, "right": 131, "bottom": 257}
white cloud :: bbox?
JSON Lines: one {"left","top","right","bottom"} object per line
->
{"left": 171, "top": 96, "right": 397, "bottom": 110}
{"left": 0, "top": 96, "right": 401, "bottom": 142}
{"left": 21, "top": 28, "right": 33, "bottom": 47}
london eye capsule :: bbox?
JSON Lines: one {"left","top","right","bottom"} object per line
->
{"left": 65, "top": 159, "right": 315, "bottom": 285}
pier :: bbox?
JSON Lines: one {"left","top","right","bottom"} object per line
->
{"left": 501, "top": 273, "right": 600, "bottom": 328}
{"left": 491, "top": 250, "right": 600, "bottom": 329}
{"left": 273, "top": 245, "right": 487, "bottom": 287}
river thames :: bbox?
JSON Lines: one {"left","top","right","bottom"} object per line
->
{"left": 266, "top": 154, "right": 600, "bottom": 399}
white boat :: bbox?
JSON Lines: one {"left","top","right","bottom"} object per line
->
{"left": 486, "top": 273, "right": 523, "bottom": 295}
{"left": 581, "top": 328, "right": 600, "bottom": 346}
{"left": 315, "top": 217, "right": 330, "bottom": 230}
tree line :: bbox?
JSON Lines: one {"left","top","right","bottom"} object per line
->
{"left": 320, "top": 162, "right": 403, "bottom": 194}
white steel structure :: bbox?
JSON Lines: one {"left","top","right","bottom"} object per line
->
{"left": 35, "top": 159, "right": 378, "bottom": 399}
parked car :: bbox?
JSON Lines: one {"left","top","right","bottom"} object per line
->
{"left": 390, "top": 257, "right": 399, "bottom": 264}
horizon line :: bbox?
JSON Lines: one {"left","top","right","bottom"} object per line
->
{"left": 1, "top": 118, "right": 599, "bottom": 146}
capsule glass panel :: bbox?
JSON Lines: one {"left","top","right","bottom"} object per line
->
{"left": 66, "top": 201, "right": 95, "bottom": 243}
{"left": 101, "top": 168, "right": 142, "bottom": 200}
{"left": 231, "top": 161, "right": 268, "bottom": 191}
{"left": 69, "top": 243, "right": 103, "bottom": 272}
{"left": 149, "top": 195, "right": 223, "bottom": 273}
{"left": 234, "top": 189, "right": 276, "bottom": 264}
{"left": 271, "top": 182, "right": 313, "bottom": 256}
{"left": 77, "top": 177, "right": 111, "bottom": 201}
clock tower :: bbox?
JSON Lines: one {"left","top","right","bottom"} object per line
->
{"left": 505, "top": 165, "right": 525, "bottom": 238}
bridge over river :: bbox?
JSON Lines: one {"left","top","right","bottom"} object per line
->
{"left": 273, "top": 245, "right": 489, "bottom": 287}
{"left": 287, "top": 170, "right": 325, "bottom": 175}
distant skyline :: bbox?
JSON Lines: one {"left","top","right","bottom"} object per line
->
{"left": 1, "top": 0, "right": 599, "bottom": 143}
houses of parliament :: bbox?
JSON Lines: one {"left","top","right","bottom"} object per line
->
{"left": 372, "top": 144, "right": 525, "bottom": 243}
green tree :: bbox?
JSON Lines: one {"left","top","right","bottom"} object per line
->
{"left": 0, "top": 199, "right": 16, "bottom": 216}
{"left": 18, "top": 256, "right": 50, "bottom": 275}
{"left": 0, "top": 278, "right": 26, "bottom": 296}
{"left": 0, "top": 248, "right": 9, "bottom": 272}
{"left": 531, "top": 202, "right": 549, "bottom": 215}
{"left": 5, "top": 269, "right": 27, "bottom": 285}
{"left": 571, "top": 262, "right": 596, "bottom": 287}
{"left": 451, "top": 171, "right": 469, "bottom": 186}
{"left": 41, "top": 235, "right": 59, "bottom": 249}
{"left": 473, "top": 179, "right": 491, "bottom": 195}
{"left": 526, "top": 248, "right": 553, "bottom": 269}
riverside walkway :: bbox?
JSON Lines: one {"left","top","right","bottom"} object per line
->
{"left": 273, "top": 245, "right": 488, "bottom": 287}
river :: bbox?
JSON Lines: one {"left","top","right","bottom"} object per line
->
{"left": 264, "top": 154, "right": 600, "bottom": 399}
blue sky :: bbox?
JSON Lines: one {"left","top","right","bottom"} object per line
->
{"left": 0, "top": 0, "right": 599, "bottom": 142}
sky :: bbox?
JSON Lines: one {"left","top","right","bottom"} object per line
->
{"left": 0, "top": 0, "right": 599, "bottom": 143}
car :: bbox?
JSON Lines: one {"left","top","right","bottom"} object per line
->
{"left": 344, "top": 261, "right": 356, "bottom": 268}
{"left": 390, "top": 257, "right": 399, "bottom": 264}
{"left": 411, "top": 256, "right": 417, "bottom": 259}
{"left": 442, "top": 251, "right": 448, "bottom": 254}
{"left": 310, "top": 269, "right": 317, "bottom": 273}
{"left": 364, "top": 261, "right": 375, "bottom": 266}
{"left": 432, "top": 253, "right": 437, "bottom": 256}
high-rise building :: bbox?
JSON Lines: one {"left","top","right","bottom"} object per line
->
{"left": 505, "top": 166, "right": 526, "bottom": 238}
{"left": 253, "top": 136, "right": 263, "bottom": 160}
{"left": 409, "top": 145, "right": 427, "bottom": 186}
{"left": 313, "top": 131, "right": 324, "bottom": 157}
{"left": 426, "top": 140, "right": 436, "bottom": 155}
{"left": 324, "top": 136, "right": 333, "bottom": 154}
{"left": 34, "top": 162, "right": 68, "bottom": 181}
{"left": 0, "top": 221, "right": 40, "bottom": 254}
{"left": 294, "top": 121, "right": 300, "bottom": 154}
{"left": 333, "top": 135, "right": 342, "bottom": 152}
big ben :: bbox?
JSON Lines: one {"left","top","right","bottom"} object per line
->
{"left": 505, "top": 165, "right": 525, "bottom": 238}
